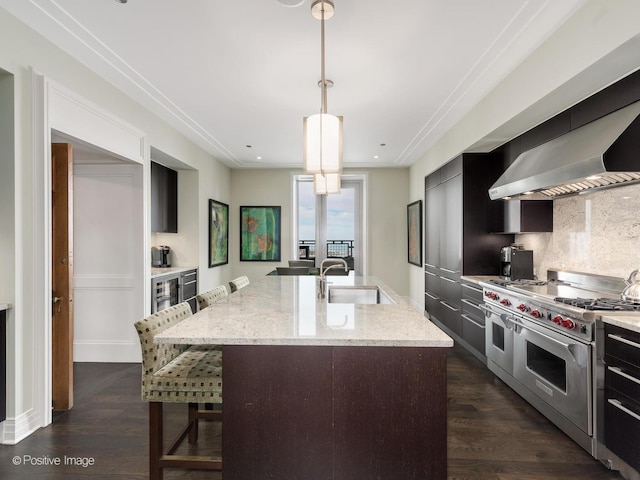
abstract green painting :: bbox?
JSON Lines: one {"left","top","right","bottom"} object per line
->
{"left": 240, "top": 206, "right": 281, "bottom": 261}
{"left": 208, "top": 199, "right": 229, "bottom": 267}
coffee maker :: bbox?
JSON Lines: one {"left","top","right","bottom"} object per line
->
{"left": 152, "top": 245, "right": 171, "bottom": 268}
{"left": 500, "top": 244, "right": 533, "bottom": 280}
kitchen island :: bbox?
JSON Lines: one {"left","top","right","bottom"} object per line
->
{"left": 156, "top": 275, "right": 452, "bottom": 480}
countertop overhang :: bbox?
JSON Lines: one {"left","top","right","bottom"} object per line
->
{"left": 151, "top": 266, "right": 197, "bottom": 278}
{"left": 155, "top": 275, "right": 452, "bottom": 347}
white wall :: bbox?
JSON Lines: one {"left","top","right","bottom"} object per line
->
{"left": 230, "top": 168, "right": 410, "bottom": 296}
{"left": 0, "top": 7, "right": 230, "bottom": 442}
{"left": 408, "top": 0, "right": 640, "bottom": 309}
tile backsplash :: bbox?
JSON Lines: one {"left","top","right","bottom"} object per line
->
{"left": 516, "top": 182, "right": 640, "bottom": 281}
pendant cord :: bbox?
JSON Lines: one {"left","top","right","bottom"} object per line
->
{"left": 320, "top": 1, "right": 327, "bottom": 114}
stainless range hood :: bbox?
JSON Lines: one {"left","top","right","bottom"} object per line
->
{"left": 489, "top": 101, "right": 640, "bottom": 200}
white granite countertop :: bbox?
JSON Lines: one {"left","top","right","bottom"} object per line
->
{"left": 0, "top": 303, "right": 10, "bottom": 311}
{"left": 151, "top": 266, "right": 197, "bottom": 278}
{"left": 155, "top": 275, "right": 453, "bottom": 347}
{"left": 601, "top": 313, "right": 640, "bottom": 334}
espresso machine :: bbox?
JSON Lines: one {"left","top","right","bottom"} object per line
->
{"left": 152, "top": 245, "right": 172, "bottom": 268}
{"left": 500, "top": 244, "right": 533, "bottom": 280}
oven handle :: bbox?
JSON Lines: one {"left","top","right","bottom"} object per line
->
{"left": 608, "top": 333, "right": 640, "bottom": 351}
{"left": 479, "top": 304, "right": 515, "bottom": 329}
{"left": 608, "top": 399, "right": 640, "bottom": 422}
{"left": 608, "top": 366, "right": 640, "bottom": 386}
{"left": 518, "top": 320, "right": 583, "bottom": 363}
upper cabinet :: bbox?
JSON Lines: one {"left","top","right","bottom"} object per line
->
{"left": 151, "top": 161, "right": 178, "bottom": 233}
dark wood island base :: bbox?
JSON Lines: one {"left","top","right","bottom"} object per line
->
{"left": 223, "top": 345, "right": 447, "bottom": 480}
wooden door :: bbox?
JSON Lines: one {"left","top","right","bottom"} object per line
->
{"left": 51, "top": 143, "right": 74, "bottom": 410}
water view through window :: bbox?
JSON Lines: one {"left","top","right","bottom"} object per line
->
{"left": 297, "top": 180, "right": 355, "bottom": 262}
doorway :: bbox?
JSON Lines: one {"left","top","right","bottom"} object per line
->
{"left": 294, "top": 174, "right": 366, "bottom": 273}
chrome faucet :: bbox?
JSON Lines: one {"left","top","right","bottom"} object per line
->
{"left": 318, "top": 258, "right": 348, "bottom": 298}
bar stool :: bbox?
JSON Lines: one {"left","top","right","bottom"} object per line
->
{"left": 134, "top": 302, "right": 223, "bottom": 480}
{"left": 229, "top": 275, "right": 249, "bottom": 293}
{"left": 196, "top": 285, "right": 228, "bottom": 311}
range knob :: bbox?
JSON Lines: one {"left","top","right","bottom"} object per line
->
{"left": 484, "top": 292, "right": 499, "bottom": 301}
{"left": 562, "top": 319, "right": 575, "bottom": 330}
{"left": 517, "top": 304, "right": 528, "bottom": 312}
{"left": 500, "top": 298, "right": 511, "bottom": 306}
{"left": 530, "top": 309, "right": 543, "bottom": 318}
{"left": 552, "top": 315, "right": 563, "bottom": 325}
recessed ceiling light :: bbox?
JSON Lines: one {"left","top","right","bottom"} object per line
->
{"left": 586, "top": 175, "right": 602, "bottom": 180}
{"left": 373, "top": 155, "right": 379, "bottom": 159}
{"left": 523, "top": 191, "right": 534, "bottom": 195}
{"left": 257, "top": 156, "right": 262, "bottom": 160}
{"left": 380, "top": 143, "right": 386, "bottom": 147}
{"left": 115, "top": 0, "right": 128, "bottom": 3}
{"left": 246, "top": 145, "right": 252, "bottom": 148}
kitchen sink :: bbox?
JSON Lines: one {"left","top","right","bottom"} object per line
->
{"left": 327, "top": 285, "right": 395, "bottom": 304}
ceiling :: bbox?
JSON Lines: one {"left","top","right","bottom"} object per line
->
{"left": 1, "top": 0, "right": 588, "bottom": 169}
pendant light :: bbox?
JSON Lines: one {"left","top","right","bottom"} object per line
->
{"left": 314, "top": 173, "right": 341, "bottom": 194}
{"left": 303, "top": 0, "right": 343, "bottom": 191}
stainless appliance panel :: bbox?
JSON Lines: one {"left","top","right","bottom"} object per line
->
{"left": 514, "top": 316, "right": 592, "bottom": 435}
{"left": 484, "top": 303, "right": 514, "bottom": 376}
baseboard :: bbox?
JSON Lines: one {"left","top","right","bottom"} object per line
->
{"left": 1, "top": 408, "right": 42, "bottom": 445}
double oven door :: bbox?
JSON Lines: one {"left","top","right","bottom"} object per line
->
{"left": 484, "top": 302, "right": 593, "bottom": 435}
{"left": 484, "top": 303, "right": 514, "bottom": 375}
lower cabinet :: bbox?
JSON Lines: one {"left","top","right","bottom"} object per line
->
{"left": 460, "top": 281, "right": 486, "bottom": 359}
{"left": 180, "top": 269, "right": 198, "bottom": 313}
{"left": 604, "top": 323, "right": 640, "bottom": 473}
{"left": 425, "top": 275, "right": 486, "bottom": 364}
{"left": 151, "top": 268, "right": 198, "bottom": 313}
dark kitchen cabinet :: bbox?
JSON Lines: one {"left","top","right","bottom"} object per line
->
{"left": 424, "top": 153, "right": 511, "bottom": 360}
{"left": 180, "top": 269, "right": 198, "bottom": 313}
{"left": 151, "top": 161, "right": 178, "bottom": 233}
{"left": 460, "top": 281, "right": 486, "bottom": 363}
{"left": 604, "top": 323, "right": 640, "bottom": 473}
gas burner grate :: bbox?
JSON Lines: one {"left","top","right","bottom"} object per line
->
{"left": 490, "top": 278, "right": 569, "bottom": 287}
{"left": 554, "top": 297, "right": 640, "bottom": 311}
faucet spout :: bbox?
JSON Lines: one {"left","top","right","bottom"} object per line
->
{"left": 319, "top": 258, "right": 349, "bottom": 298}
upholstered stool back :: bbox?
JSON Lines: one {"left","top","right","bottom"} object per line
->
{"left": 196, "top": 285, "right": 228, "bottom": 311}
{"left": 229, "top": 275, "right": 250, "bottom": 293}
{"left": 134, "top": 302, "right": 192, "bottom": 396}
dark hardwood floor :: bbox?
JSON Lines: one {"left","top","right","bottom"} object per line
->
{"left": 0, "top": 344, "right": 623, "bottom": 479}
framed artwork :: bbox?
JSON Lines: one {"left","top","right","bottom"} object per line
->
{"left": 407, "top": 200, "right": 422, "bottom": 267}
{"left": 208, "top": 199, "right": 229, "bottom": 268}
{"left": 240, "top": 206, "right": 281, "bottom": 262}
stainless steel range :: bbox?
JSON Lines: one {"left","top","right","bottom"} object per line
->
{"left": 480, "top": 270, "right": 631, "bottom": 461}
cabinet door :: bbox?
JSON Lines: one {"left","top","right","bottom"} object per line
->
{"left": 440, "top": 174, "right": 462, "bottom": 275}
{"left": 150, "top": 162, "right": 163, "bottom": 233}
{"left": 151, "top": 162, "right": 178, "bottom": 233}
{"left": 180, "top": 269, "right": 198, "bottom": 302}
{"left": 424, "top": 182, "right": 441, "bottom": 268}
